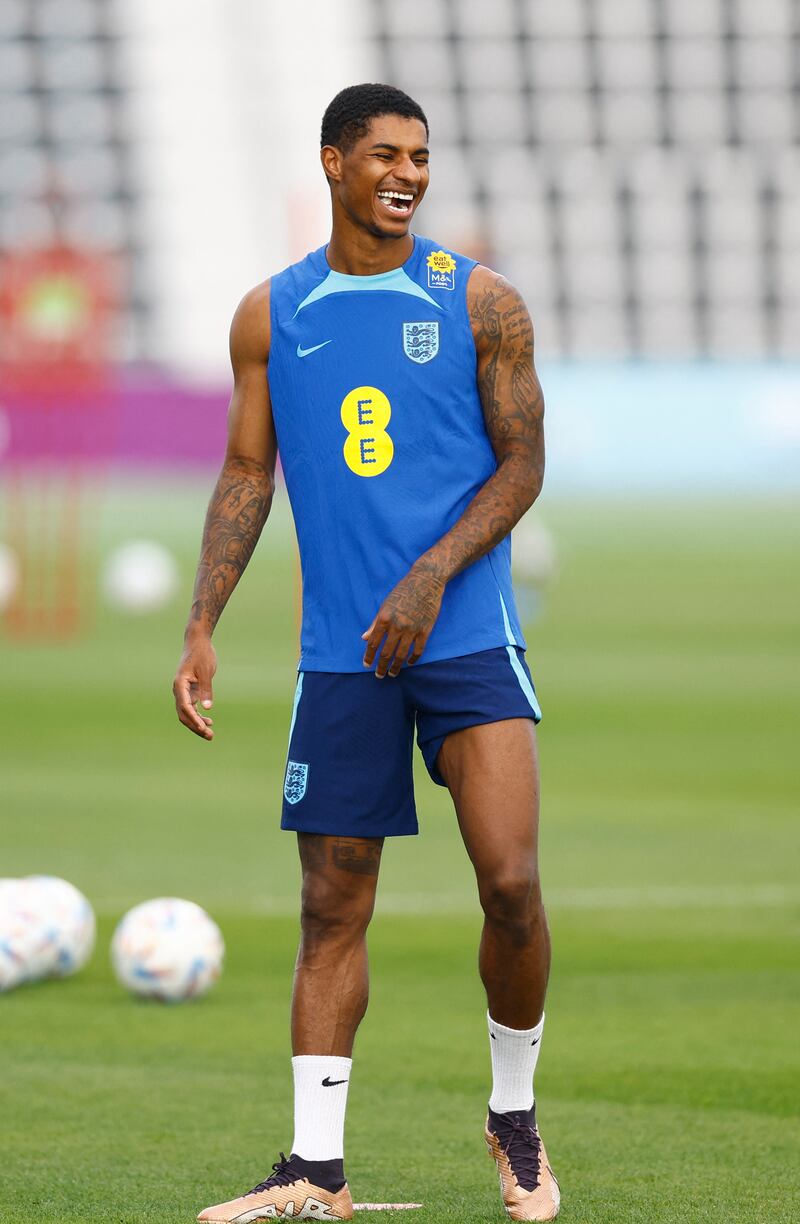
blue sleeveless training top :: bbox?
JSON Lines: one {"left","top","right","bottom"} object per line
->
{"left": 267, "top": 234, "right": 526, "bottom": 672}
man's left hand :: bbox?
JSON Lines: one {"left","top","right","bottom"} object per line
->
{"left": 362, "top": 562, "right": 445, "bottom": 678}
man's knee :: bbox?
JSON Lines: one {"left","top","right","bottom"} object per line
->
{"left": 300, "top": 872, "right": 375, "bottom": 944}
{"left": 479, "top": 869, "right": 544, "bottom": 943}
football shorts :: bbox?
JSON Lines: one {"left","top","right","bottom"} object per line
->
{"left": 280, "top": 646, "right": 541, "bottom": 838}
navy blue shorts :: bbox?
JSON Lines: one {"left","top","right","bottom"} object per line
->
{"left": 280, "top": 646, "right": 541, "bottom": 838}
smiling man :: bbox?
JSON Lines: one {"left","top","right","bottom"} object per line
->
{"left": 174, "top": 84, "right": 558, "bottom": 1222}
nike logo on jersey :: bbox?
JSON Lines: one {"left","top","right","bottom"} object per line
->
{"left": 321, "top": 1076, "right": 349, "bottom": 1087}
{"left": 297, "top": 340, "right": 333, "bottom": 358}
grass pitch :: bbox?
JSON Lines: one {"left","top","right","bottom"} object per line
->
{"left": 1, "top": 486, "right": 798, "bottom": 1223}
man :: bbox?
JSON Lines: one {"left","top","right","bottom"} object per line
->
{"left": 173, "top": 83, "right": 558, "bottom": 1222}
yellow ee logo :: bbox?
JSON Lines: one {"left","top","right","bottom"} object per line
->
{"left": 340, "top": 385, "right": 394, "bottom": 477}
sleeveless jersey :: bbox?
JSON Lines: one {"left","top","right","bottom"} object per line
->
{"left": 267, "top": 234, "right": 526, "bottom": 672}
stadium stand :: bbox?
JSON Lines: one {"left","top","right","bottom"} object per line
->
{"left": 371, "top": 0, "right": 800, "bottom": 357}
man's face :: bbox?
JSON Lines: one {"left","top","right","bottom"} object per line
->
{"left": 322, "top": 114, "right": 430, "bottom": 239}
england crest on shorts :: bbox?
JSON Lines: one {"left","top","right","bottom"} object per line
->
{"left": 403, "top": 321, "right": 439, "bottom": 364}
{"left": 284, "top": 760, "right": 309, "bottom": 804}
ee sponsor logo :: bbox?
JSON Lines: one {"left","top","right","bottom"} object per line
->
{"left": 340, "top": 385, "right": 394, "bottom": 477}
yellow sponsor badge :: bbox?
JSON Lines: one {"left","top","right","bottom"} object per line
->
{"left": 341, "top": 386, "right": 394, "bottom": 477}
{"left": 426, "top": 249, "right": 456, "bottom": 291}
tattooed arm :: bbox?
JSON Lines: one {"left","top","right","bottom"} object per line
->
{"left": 173, "top": 280, "right": 277, "bottom": 739}
{"left": 362, "top": 266, "right": 544, "bottom": 678}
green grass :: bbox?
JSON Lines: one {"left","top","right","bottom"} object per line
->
{"left": 1, "top": 485, "right": 799, "bottom": 1223}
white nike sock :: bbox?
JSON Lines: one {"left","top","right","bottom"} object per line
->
{"left": 488, "top": 1012, "right": 544, "bottom": 1114}
{"left": 291, "top": 1055, "right": 352, "bottom": 1161}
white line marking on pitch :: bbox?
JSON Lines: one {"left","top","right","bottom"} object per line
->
{"left": 153, "top": 882, "right": 800, "bottom": 919}
{"left": 353, "top": 1205, "right": 423, "bottom": 1211}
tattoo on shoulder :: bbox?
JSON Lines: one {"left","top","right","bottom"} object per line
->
{"left": 470, "top": 275, "right": 542, "bottom": 440}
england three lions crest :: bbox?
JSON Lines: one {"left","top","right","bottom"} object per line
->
{"left": 403, "top": 321, "right": 439, "bottom": 364}
{"left": 284, "top": 760, "right": 308, "bottom": 804}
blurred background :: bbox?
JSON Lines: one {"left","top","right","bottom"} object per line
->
{"left": 1, "top": 3, "right": 798, "bottom": 1220}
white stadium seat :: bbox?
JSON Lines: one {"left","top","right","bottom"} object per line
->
{"left": 669, "top": 91, "right": 727, "bottom": 145}
{"left": 665, "top": 37, "right": 725, "bottom": 91}
{"left": 521, "top": 0, "right": 588, "bottom": 39}
{"left": 455, "top": 0, "right": 517, "bottom": 39}
{"left": 633, "top": 250, "right": 695, "bottom": 303}
{"left": 40, "top": 40, "right": 107, "bottom": 91}
{"left": 663, "top": 0, "right": 724, "bottom": 37}
{"left": 465, "top": 90, "right": 529, "bottom": 146}
{"left": 596, "top": 39, "right": 659, "bottom": 92}
{"left": 593, "top": 0, "right": 656, "bottom": 38}
{"left": 562, "top": 249, "right": 626, "bottom": 304}
{"left": 0, "top": 94, "right": 42, "bottom": 143}
{"left": 707, "top": 306, "right": 767, "bottom": 357}
{"left": 49, "top": 93, "right": 115, "bottom": 144}
{"left": 732, "top": 0, "right": 793, "bottom": 38}
{"left": 461, "top": 38, "right": 523, "bottom": 91}
{"left": 561, "top": 197, "right": 620, "bottom": 251}
{"left": 0, "top": 40, "right": 35, "bottom": 89}
{"left": 735, "top": 38, "right": 792, "bottom": 90}
{"left": 569, "top": 304, "right": 629, "bottom": 354}
{"left": 390, "top": 39, "right": 456, "bottom": 92}
{"left": 535, "top": 92, "right": 595, "bottom": 146}
{"left": 32, "top": 0, "right": 100, "bottom": 38}
{"left": 0, "top": 146, "right": 49, "bottom": 195}
{"left": 705, "top": 251, "right": 762, "bottom": 303}
{"left": 602, "top": 91, "right": 660, "bottom": 147}
{"left": 738, "top": 92, "right": 794, "bottom": 147}
{"left": 637, "top": 303, "right": 699, "bottom": 355}
{"left": 524, "top": 38, "right": 590, "bottom": 91}
{"left": 383, "top": 0, "right": 449, "bottom": 37}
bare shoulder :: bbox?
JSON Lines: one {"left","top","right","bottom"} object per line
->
{"left": 466, "top": 264, "right": 533, "bottom": 355}
{"left": 230, "top": 278, "right": 271, "bottom": 365}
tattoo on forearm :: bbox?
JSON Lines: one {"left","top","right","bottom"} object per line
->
{"left": 423, "top": 274, "right": 544, "bottom": 583}
{"left": 190, "top": 455, "right": 273, "bottom": 631}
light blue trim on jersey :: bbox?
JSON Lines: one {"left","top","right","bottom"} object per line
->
{"left": 293, "top": 266, "right": 442, "bottom": 317}
{"left": 499, "top": 591, "right": 541, "bottom": 717}
{"left": 287, "top": 672, "right": 304, "bottom": 745}
{"left": 498, "top": 590, "right": 519, "bottom": 648}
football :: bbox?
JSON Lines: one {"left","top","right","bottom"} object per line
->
{"left": 110, "top": 897, "right": 224, "bottom": 1002}
{"left": 28, "top": 875, "right": 96, "bottom": 978}
{"left": 0, "top": 876, "right": 95, "bottom": 990}
{"left": 101, "top": 540, "right": 179, "bottom": 613}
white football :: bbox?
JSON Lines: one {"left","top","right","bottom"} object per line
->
{"left": 27, "top": 875, "right": 96, "bottom": 977}
{"left": 102, "top": 540, "right": 179, "bottom": 613}
{"left": 512, "top": 518, "right": 558, "bottom": 587}
{"left": 111, "top": 898, "right": 224, "bottom": 1002}
{"left": 0, "top": 542, "right": 20, "bottom": 611}
{"left": 0, "top": 878, "right": 63, "bottom": 990}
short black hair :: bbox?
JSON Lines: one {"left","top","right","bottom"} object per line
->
{"left": 321, "top": 83, "right": 429, "bottom": 152}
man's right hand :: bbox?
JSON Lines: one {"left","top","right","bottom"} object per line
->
{"left": 173, "top": 634, "right": 218, "bottom": 741}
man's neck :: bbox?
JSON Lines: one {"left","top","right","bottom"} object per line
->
{"left": 325, "top": 221, "right": 414, "bottom": 277}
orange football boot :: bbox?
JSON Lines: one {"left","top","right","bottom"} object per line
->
{"left": 485, "top": 1107, "right": 560, "bottom": 1221}
{"left": 197, "top": 1153, "right": 354, "bottom": 1222}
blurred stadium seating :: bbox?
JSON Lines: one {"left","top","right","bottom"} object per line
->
{"left": 372, "top": 0, "right": 799, "bottom": 358}
{"left": 1, "top": 0, "right": 797, "bottom": 367}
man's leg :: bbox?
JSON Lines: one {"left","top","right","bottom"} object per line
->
{"left": 437, "top": 717, "right": 559, "bottom": 1222}
{"left": 197, "top": 833, "right": 381, "bottom": 1223}
{"left": 292, "top": 832, "right": 383, "bottom": 1054}
{"left": 289, "top": 834, "right": 382, "bottom": 1168}
{"left": 437, "top": 718, "right": 549, "bottom": 1029}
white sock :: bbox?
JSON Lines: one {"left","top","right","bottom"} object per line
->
{"left": 291, "top": 1055, "right": 352, "bottom": 1161}
{"left": 488, "top": 1011, "right": 544, "bottom": 1114}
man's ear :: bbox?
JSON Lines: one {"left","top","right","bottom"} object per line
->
{"left": 320, "top": 145, "right": 343, "bottom": 183}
